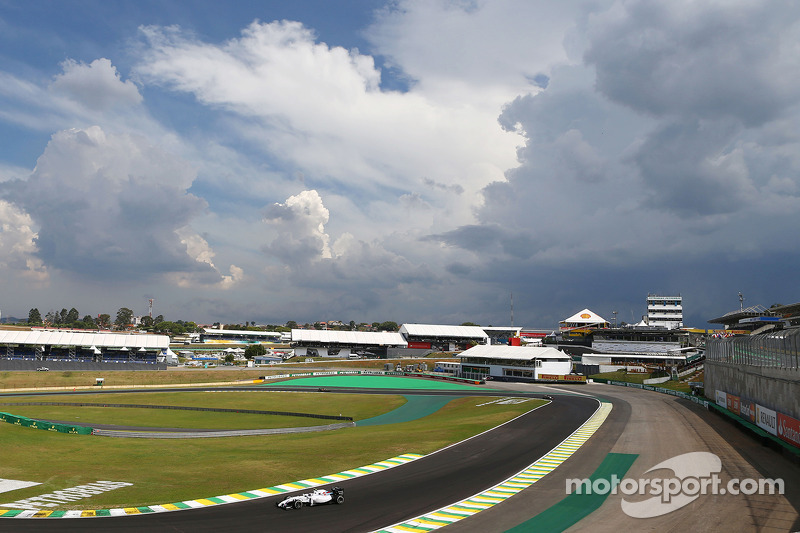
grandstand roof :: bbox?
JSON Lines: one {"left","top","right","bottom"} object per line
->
{"left": 459, "top": 345, "right": 569, "bottom": 361}
{"left": 203, "top": 328, "right": 282, "bottom": 337}
{"left": 771, "top": 302, "right": 800, "bottom": 318}
{"left": 707, "top": 304, "right": 775, "bottom": 325}
{"left": 0, "top": 330, "right": 170, "bottom": 349}
{"left": 291, "top": 329, "right": 406, "bottom": 346}
{"left": 399, "top": 324, "right": 490, "bottom": 340}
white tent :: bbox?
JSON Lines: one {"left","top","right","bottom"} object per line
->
{"left": 560, "top": 309, "right": 609, "bottom": 329}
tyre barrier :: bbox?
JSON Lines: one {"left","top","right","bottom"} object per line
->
{"left": 0, "top": 412, "right": 92, "bottom": 435}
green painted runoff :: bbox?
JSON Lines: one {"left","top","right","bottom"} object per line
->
{"left": 506, "top": 453, "right": 638, "bottom": 533}
{"left": 357, "top": 395, "right": 456, "bottom": 426}
{"left": 262, "top": 374, "right": 493, "bottom": 390}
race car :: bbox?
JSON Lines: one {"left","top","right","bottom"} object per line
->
{"left": 277, "top": 487, "right": 344, "bottom": 510}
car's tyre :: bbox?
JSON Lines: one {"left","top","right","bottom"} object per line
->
{"left": 293, "top": 500, "right": 303, "bottom": 509}
{"left": 335, "top": 495, "right": 344, "bottom": 504}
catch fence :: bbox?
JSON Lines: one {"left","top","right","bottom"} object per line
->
{"left": 706, "top": 328, "right": 800, "bottom": 369}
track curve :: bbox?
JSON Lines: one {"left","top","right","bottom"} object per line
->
{"left": 0, "top": 387, "right": 599, "bottom": 533}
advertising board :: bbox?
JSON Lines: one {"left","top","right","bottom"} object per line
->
{"left": 777, "top": 412, "right": 800, "bottom": 448}
{"left": 739, "top": 398, "right": 755, "bottom": 423}
{"left": 756, "top": 404, "right": 778, "bottom": 436}
{"left": 715, "top": 390, "right": 727, "bottom": 408}
{"left": 726, "top": 394, "right": 740, "bottom": 416}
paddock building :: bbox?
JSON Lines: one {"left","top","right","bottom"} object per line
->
{"left": 291, "top": 330, "right": 406, "bottom": 358}
{"left": 399, "top": 324, "right": 489, "bottom": 352}
{"left": 200, "top": 328, "right": 284, "bottom": 344}
{"left": 456, "top": 345, "right": 574, "bottom": 382}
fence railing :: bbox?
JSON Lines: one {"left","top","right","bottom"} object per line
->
{"left": 706, "top": 328, "right": 800, "bottom": 368}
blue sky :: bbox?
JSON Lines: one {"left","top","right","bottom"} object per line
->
{"left": 0, "top": 0, "right": 799, "bottom": 328}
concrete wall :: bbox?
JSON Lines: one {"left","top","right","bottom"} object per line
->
{"left": 704, "top": 361, "right": 800, "bottom": 420}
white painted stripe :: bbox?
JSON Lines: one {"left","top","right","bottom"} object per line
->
{"left": 181, "top": 500, "right": 206, "bottom": 508}
{"left": 0, "top": 479, "right": 40, "bottom": 495}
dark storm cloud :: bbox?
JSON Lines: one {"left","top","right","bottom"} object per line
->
{"left": 424, "top": 224, "right": 536, "bottom": 259}
{"left": 425, "top": 0, "right": 800, "bottom": 328}
{"left": 632, "top": 118, "right": 756, "bottom": 215}
{"left": 584, "top": 1, "right": 800, "bottom": 126}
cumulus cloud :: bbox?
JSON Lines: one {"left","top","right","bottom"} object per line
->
{"left": 366, "top": 0, "right": 580, "bottom": 105}
{"left": 263, "top": 190, "right": 332, "bottom": 265}
{"left": 259, "top": 189, "right": 441, "bottom": 318}
{"left": 134, "top": 19, "right": 520, "bottom": 232}
{"left": 50, "top": 58, "right": 143, "bottom": 110}
{"left": 0, "top": 199, "right": 48, "bottom": 283}
{"left": 1, "top": 126, "right": 237, "bottom": 285}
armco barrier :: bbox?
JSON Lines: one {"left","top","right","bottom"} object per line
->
{"left": 592, "top": 378, "right": 709, "bottom": 408}
{"left": 0, "top": 412, "right": 92, "bottom": 435}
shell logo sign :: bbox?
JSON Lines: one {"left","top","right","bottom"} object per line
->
{"left": 580, "top": 313, "right": 591, "bottom": 319}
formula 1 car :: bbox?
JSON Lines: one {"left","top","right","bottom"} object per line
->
{"left": 277, "top": 487, "right": 344, "bottom": 510}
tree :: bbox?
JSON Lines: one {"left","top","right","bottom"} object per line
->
{"left": 286, "top": 320, "right": 298, "bottom": 329}
{"left": 115, "top": 308, "right": 134, "bottom": 329}
{"left": 140, "top": 316, "right": 154, "bottom": 329}
{"left": 224, "top": 353, "right": 235, "bottom": 363}
{"left": 79, "top": 315, "right": 97, "bottom": 329}
{"left": 28, "top": 308, "right": 42, "bottom": 324}
{"left": 66, "top": 308, "right": 80, "bottom": 324}
{"left": 461, "top": 322, "right": 480, "bottom": 327}
{"left": 244, "top": 344, "right": 267, "bottom": 360}
{"left": 59, "top": 308, "right": 68, "bottom": 325}
{"left": 97, "top": 314, "right": 111, "bottom": 329}
{"left": 378, "top": 321, "right": 398, "bottom": 332}
{"left": 154, "top": 315, "right": 164, "bottom": 325}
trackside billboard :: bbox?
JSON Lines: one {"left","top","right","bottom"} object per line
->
{"left": 756, "top": 404, "right": 777, "bottom": 436}
{"left": 777, "top": 412, "right": 800, "bottom": 447}
{"left": 739, "top": 398, "right": 755, "bottom": 423}
{"left": 716, "top": 390, "right": 727, "bottom": 408}
{"left": 716, "top": 389, "right": 796, "bottom": 444}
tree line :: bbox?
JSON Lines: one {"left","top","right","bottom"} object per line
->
{"left": 24, "top": 309, "right": 436, "bottom": 336}
{"left": 25, "top": 307, "right": 201, "bottom": 335}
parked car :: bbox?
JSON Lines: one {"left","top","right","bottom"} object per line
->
{"left": 36, "top": 367, "right": 49, "bottom": 372}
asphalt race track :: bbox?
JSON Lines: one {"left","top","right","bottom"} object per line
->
{"left": 0, "top": 387, "right": 599, "bottom": 533}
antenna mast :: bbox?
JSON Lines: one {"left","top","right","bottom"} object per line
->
{"left": 148, "top": 299, "right": 154, "bottom": 318}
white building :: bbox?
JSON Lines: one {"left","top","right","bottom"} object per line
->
{"left": 647, "top": 294, "right": 683, "bottom": 329}
{"left": 399, "top": 324, "right": 489, "bottom": 351}
{"left": 457, "top": 345, "right": 573, "bottom": 381}
{"left": 291, "top": 329, "right": 406, "bottom": 358}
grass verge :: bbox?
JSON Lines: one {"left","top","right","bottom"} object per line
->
{"left": 0, "top": 391, "right": 405, "bottom": 429}
{"left": 0, "top": 394, "right": 543, "bottom": 509}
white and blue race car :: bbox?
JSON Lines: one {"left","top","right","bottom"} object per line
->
{"left": 277, "top": 487, "right": 345, "bottom": 510}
